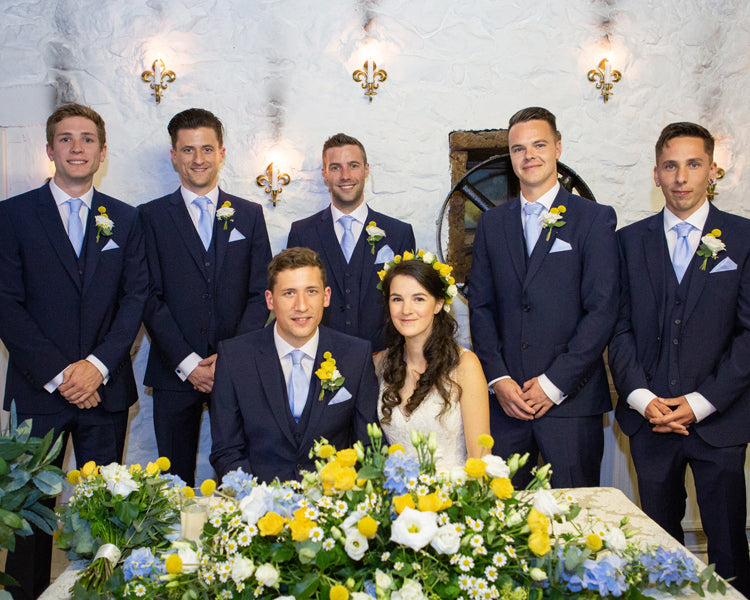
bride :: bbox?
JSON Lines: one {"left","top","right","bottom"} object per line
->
{"left": 374, "top": 253, "right": 490, "bottom": 469}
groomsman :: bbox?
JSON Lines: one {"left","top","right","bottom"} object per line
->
{"left": 287, "top": 133, "right": 415, "bottom": 351}
{"left": 0, "top": 103, "right": 147, "bottom": 600}
{"left": 140, "top": 108, "right": 272, "bottom": 486}
{"left": 608, "top": 122, "right": 750, "bottom": 595}
{"left": 469, "top": 107, "right": 618, "bottom": 487}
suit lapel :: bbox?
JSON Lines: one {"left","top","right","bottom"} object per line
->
{"left": 213, "top": 190, "right": 231, "bottom": 280}
{"left": 299, "top": 332, "right": 328, "bottom": 450}
{"left": 256, "top": 331, "right": 297, "bottom": 447}
{"left": 503, "top": 198, "right": 527, "bottom": 284}
{"left": 166, "top": 190, "right": 210, "bottom": 279}
{"left": 683, "top": 205, "right": 721, "bottom": 324}
{"left": 643, "top": 212, "right": 667, "bottom": 335}
{"left": 81, "top": 190, "right": 105, "bottom": 296}
{"left": 37, "top": 184, "right": 82, "bottom": 290}
{"left": 523, "top": 191, "right": 564, "bottom": 289}
{"left": 316, "top": 208, "right": 347, "bottom": 294}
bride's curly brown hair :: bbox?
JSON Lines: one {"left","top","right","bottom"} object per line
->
{"left": 379, "top": 259, "right": 461, "bottom": 424}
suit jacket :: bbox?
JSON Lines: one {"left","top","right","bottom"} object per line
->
{"left": 0, "top": 183, "right": 147, "bottom": 414}
{"left": 209, "top": 325, "right": 379, "bottom": 483}
{"left": 140, "top": 189, "right": 272, "bottom": 390}
{"left": 468, "top": 188, "right": 618, "bottom": 416}
{"left": 608, "top": 204, "right": 750, "bottom": 447}
{"left": 287, "top": 206, "right": 415, "bottom": 351}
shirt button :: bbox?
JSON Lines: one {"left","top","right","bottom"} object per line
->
{"left": 670, "top": 379, "right": 677, "bottom": 386}
{"left": 345, "top": 288, "right": 351, "bottom": 293}
{"left": 523, "top": 305, "right": 530, "bottom": 312}
{"left": 672, "top": 339, "right": 679, "bottom": 345}
{"left": 522, "top": 342, "right": 530, "bottom": 350}
{"left": 674, "top": 319, "right": 681, "bottom": 324}
{"left": 204, "top": 261, "right": 211, "bottom": 267}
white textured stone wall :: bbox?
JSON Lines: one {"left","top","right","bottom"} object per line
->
{"left": 2, "top": 0, "right": 750, "bottom": 526}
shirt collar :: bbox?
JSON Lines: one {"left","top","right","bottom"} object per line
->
{"left": 180, "top": 185, "right": 220, "bottom": 206}
{"left": 663, "top": 200, "right": 709, "bottom": 234}
{"left": 330, "top": 201, "right": 368, "bottom": 225}
{"left": 521, "top": 182, "right": 560, "bottom": 212}
{"left": 49, "top": 178, "right": 94, "bottom": 209}
{"left": 274, "top": 323, "right": 320, "bottom": 362}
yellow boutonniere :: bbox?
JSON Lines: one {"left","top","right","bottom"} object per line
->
{"left": 216, "top": 200, "right": 235, "bottom": 230}
{"left": 94, "top": 206, "right": 114, "bottom": 243}
{"left": 540, "top": 205, "right": 566, "bottom": 241}
{"left": 315, "top": 351, "right": 345, "bottom": 401}
{"left": 365, "top": 220, "right": 386, "bottom": 254}
{"left": 697, "top": 228, "right": 726, "bottom": 270}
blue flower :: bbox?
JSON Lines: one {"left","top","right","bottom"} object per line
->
{"left": 123, "top": 548, "right": 158, "bottom": 581}
{"left": 581, "top": 554, "right": 629, "bottom": 597}
{"left": 363, "top": 580, "right": 377, "bottom": 598}
{"left": 639, "top": 548, "right": 698, "bottom": 586}
{"left": 383, "top": 451, "right": 420, "bottom": 496}
{"left": 220, "top": 468, "right": 256, "bottom": 500}
{"left": 159, "top": 473, "right": 187, "bottom": 490}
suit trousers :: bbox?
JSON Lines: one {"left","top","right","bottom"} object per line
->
{"left": 153, "top": 388, "right": 210, "bottom": 487}
{"left": 630, "top": 426, "right": 750, "bottom": 597}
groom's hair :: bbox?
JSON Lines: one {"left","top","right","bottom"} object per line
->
{"left": 655, "top": 122, "right": 714, "bottom": 161}
{"left": 267, "top": 247, "right": 327, "bottom": 290}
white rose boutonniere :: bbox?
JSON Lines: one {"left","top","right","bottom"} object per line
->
{"left": 697, "top": 228, "right": 726, "bottom": 270}
{"left": 539, "top": 205, "right": 566, "bottom": 241}
{"left": 314, "top": 351, "right": 345, "bottom": 401}
{"left": 216, "top": 200, "right": 235, "bottom": 230}
{"left": 94, "top": 206, "right": 114, "bottom": 243}
{"left": 366, "top": 220, "right": 386, "bottom": 254}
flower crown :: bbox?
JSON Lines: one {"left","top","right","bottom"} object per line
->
{"left": 377, "top": 250, "right": 458, "bottom": 311}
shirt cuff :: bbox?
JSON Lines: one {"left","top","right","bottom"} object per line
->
{"left": 86, "top": 355, "right": 109, "bottom": 384}
{"left": 44, "top": 368, "right": 68, "bottom": 393}
{"left": 487, "top": 376, "right": 509, "bottom": 392}
{"left": 684, "top": 392, "right": 716, "bottom": 422}
{"left": 538, "top": 373, "right": 565, "bottom": 405}
{"left": 626, "top": 388, "right": 656, "bottom": 418}
{"left": 176, "top": 353, "right": 202, "bottom": 382}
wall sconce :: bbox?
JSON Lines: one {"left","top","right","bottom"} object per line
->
{"left": 706, "top": 167, "right": 725, "bottom": 202}
{"left": 141, "top": 58, "right": 176, "bottom": 104}
{"left": 352, "top": 59, "right": 387, "bottom": 103}
{"left": 587, "top": 58, "right": 621, "bottom": 103}
{"left": 256, "top": 163, "right": 290, "bottom": 207}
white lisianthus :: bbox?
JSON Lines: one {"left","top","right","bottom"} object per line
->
{"left": 533, "top": 488, "right": 561, "bottom": 517}
{"left": 481, "top": 455, "right": 510, "bottom": 479}
{"left": 344, "top": 530, "right": 368, "bottom": 560}
{"left": 216, "top": 206, "right": 235, "bottom": 219}
{"left": 366, "top": 224, "right": 386, "bottom": 238}
{"left": 390, "top": 507, "right": 438, "bottom": 551}
{"left": 331, "top": 368, "right": 342, "bottom": 381}
{"left": 701, "top": 234, "right": 726, "bottom": 256}
{"left": 375, "top": 568, "right": 393, "bottom": 590}
{"left": 255, "top": 563, "right": 279, "bottom": 587}
{"left": 539, "top": 210, "right": 562, "bottom": 226}
{"left": 239, "top": 484, "right": 275, "bottom": 525}
{"left": 95, "top": 214, "right": 114, "bottom": 230}
{"left": 430, "top": 524, "right": 461, "bottom": 555}
{"left": 421, "top": 251, "right": 435, "bottom": 263}
{"left": 100, "top": 463, "right": 139, "bottom": 497}
{"left": 392, "top": 579, "right": 426, "bottom": 600}
{"left": 530, "top": 567, "right": 548, "bottom": 581}
{"left": 172, "top": 542, "right": 200, "bottom": 573}
{"left": 603, "top": 527, "right": 627, "bottom": 552}
{"left": 231, "top": 555, "right": 255, "bottom": 583}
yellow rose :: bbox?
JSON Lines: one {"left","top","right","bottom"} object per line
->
{"left": 464, "top": 458, "right": 487, "bottom": 479}
{"left": 320, "top": 460, "right": 342, "bottom": 483}
{"left": 258, "top": 511, "right": 285, "bottom": 536}
{"left": 417, "top": 493, "right": 442, "bottom": 513}
{"left": 586, "top": 533, "right": 603, "bottom": 551}
{"left": 402, "top": 251, "right": 414, "bottom": 261}
{"left": 439, "top": 264, "right": 452, "bottom": 277}
{"left": 67, "top": 470, "right": 81, "bottom": 485}
{"left": 378, "top": 269, "right": 387, "bottom": 280}
{"left": 290, "top": 517, "right": 314, "bottom": 542}
{"left": 527, "top": 508, "right": 549, "bottom": 534}
{"left": 200, "top": 479, "right": 217, "bottom": 496}
{"left": 394, "top": 255, "right": 402, "bottom": 264}
{"left": 336, "top": 449, "right": 358, "bottom": 468}
{"left": 392, "top": 493, "right": 415, "bottom": 514}
{"left": 529, "top": 531, "right": 551, "bottom": 556}
{"left": 388, "top": 444, "right": 405, "bottom": 455}
{"left": 447, "top": 276, "right": 455, "bottom": 285}
{"left": 145, "top": 462, "right": 159, "bottom": 476}
{"left": 165, "top": 554, "right": 183, "bottom": 574}
{"left": 322, "top": 481, "right": 335, "bottom": 496}
{"left": 334, "top": 467, "right": 357, "bottom": 491}
{"left": 129, "top": 464, "right": 142, "bottom": 474}
{"left": 477, "top": 434, "right": 494, "bottom": 449}
{"left": 317, "top": 444, "right": 336, "bottom": 459}
{"left": 417, "top": 249, "right": 425, "bottom": 257}
{"left": 357, "top": 516, "right": 378, "bottom": 538}
{"left": 490, "top": 477, "right": 514, "bottom": 499}
{"left": 330, "top": 584, "right": 349, "bottom": 600}
{"left": 156, "top": 456, "right": 171, "bottom": 471}
{"left": 80, "top": 461, "right": 97, "bottom": 478}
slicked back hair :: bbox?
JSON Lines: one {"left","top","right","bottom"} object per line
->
{"left": 168, "top": 108, "right": 224, "bottom": 148}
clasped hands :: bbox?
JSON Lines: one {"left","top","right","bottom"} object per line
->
{"left": 644, "top": 396, "right": 696, "bottom": 435}
{"left": 187, "top": 354, "right": 217, "bottom": 394}
{"left": 492, "top": 377, "right": 554, "bottom": 420}
{"left": 58, "top": 360, "right": 104, "bottom": 410}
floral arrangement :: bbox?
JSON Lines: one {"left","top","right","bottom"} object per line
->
{"left": 697, "top": 228, "right": 726, "bottom": 270}
{"left": 366, "top": 221, "right": 386, "bottom": 254}
{"left": 377, "top": 250, "right": 458, "bottom": 311}
{"left": 94, "top": 206, "right": 114, "bottom": 243}
{"left": 216, "top": 200, "right": 235, "bottom": 229}
{"left": 0, "top": 403, "right": 65, "bottom": 590}
{"left": 97, "top": 427, "right": 724, "bottom": 600}
{"left": 56, "top": 456, "right": 183, "bottom": 595}
{"left": 540, "top": 205, "right": 566, "bottom": 241}
{"left": 315, "top": 351, "right": 345, "bottom": 401}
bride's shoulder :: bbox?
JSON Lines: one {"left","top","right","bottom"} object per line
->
{"left": 455, "top": 346, "right": 483, "bottom": 376}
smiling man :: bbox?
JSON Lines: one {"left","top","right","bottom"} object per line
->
{"left": 469, "top": 106, "right": 618, "bottom": 488}
{"left": 0, "top": 103, "right": 147, "bottom": 600}
{"left": 209, "top": 247, "right": 379, "bottom": 483}
{"left": 608, "top": 122, "right": 750, "bottom": 595}
{"left": 287, "top": 133, "right": 415, "bottom": 352}
{"left": 139, "top": 108, "right": 272, "bottom": 486}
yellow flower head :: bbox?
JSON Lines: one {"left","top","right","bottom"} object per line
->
{"left": 586, "top": 532, "right": 603, "bottom": 551}
{"left": 393, "top": 254, "right": 402, "bottom": 264}
{"left": 402, "top": 250, "right": 414, "bottom": 261}
{"left": 417, "top": 249, "right": 425, "bottom": 257}
{"left": 200, "top": 479, "right": 217, "bottom": 496}
{"left": 388, "top": 444, "right": 405, "bottom": 455}
{"left": 527, "top": 508, "right": 549, "bottom": 534}
{"left": 324, "top": 351, "right": 332, "bottom": 360}
{"left": 392, "top": 493, "right": 416, "bottom": 514}
{"left": 145, "top": 462, "right": 159, "bottom": 476}
{"left": 98, "top": 206, "right": 106, "bottom": 214}
{"left": 181, "top": 486, "right": 195, "bottom": 498}
{"left": 258, "top": 511, "right": 285, "bottom": 536}
{"left": 464, "top": 457, "right": 487, "bottom": 479}
{"left": 289, "top": 516, "right": 314, "bottom": 542}
{"left": 439, "top": 264, "right": 452, "bottom": 277}
{"left": 156, "top": 456, "right": 171, "bottom": 471}
{"left": 357, "top": 515, "right": 378, "bottom": 538}
{"left": 334, "top": 467, "right": 357, "bottom": 491}
{"left": 550, "top": 207, "right": 560, "bottom": 214}
{"left": 320, "top": 460, "right": 343, "bottom": 483}
{"left": 529, "top": 530, "right": 551, "bottom": 556}
{"left": 165, "top": 554, "right": 183, "bottom": 574}
{"left": 129, "top": 464, "right": 142, "bottom": 474}
{"left": 710, "top": 228, "right": 722, "bottom": 238}
{"left": 490, "top": 477, "right": 514, "bottom": 500}
{"left": 80, "top": 461, "right": 98, "bottom": 478}
{"left": 417, "top": 493, "right": 441, "bottom": 513}
{"left": 447, "top": 276, "right": 456, "bottom": 285}
{"left": 336, "top": 448, "right": 358, "bottom": 468}
{"left": 558, "top": 205, "right": 567, "bottom": 214}
{"left": 330, "top": 584, "right": 349, "bottom": 600}
{"left": 222, "top": 200, "right": 232, "bottom": 208}
{"left": 67, "top": 469, "right": 81, "bottom": 485}
{"left": 377, "top": 269, "right": 387, "bottom": 280}
{"left": 477, "top": 434, "right": 494, "bottom": 449}
{"left": 368, "top": 221, "right": 376, "bottom": 228}
{"left": 317, "top": 444, "right": 336, "bottom": 459}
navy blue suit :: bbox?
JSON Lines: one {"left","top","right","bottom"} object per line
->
{"left": 0, "top": 182, "right": 147, "bottom": 599}
{"left": 140, "top": 188, "right": 272, "bottom": 485}
{"left": 469, "top": 188, "right": 618, "bottom": 487}
{"left": 287, "top": 206, "right": 415, "bottom": 352}
{"left": 608, "top": 204, "right": 750, "bottom": 594}
{"left": 209, "top": 325, "right": 379, "bottom": 483}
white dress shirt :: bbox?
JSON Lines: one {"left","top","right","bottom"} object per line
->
{"left": 274, "top": 324, "right": 320, "bottom": 399}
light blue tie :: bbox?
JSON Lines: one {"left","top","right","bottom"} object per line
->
{"left": 523, "top": 202, "right": 544, "bottom": 256}
{"left": 339, "top": 215, "right": 356, "bottom": 263}
{"left": 67, "top": 197, "right": 84, "bottom": 257}
{"left": 672, "top": 222, "right": 695, "bottom": 283}
{"left": 193, "top": 196, "right": 213, "bottom": 250}
{"left": 288, "top": 349, "right": 308, "bottom": 422}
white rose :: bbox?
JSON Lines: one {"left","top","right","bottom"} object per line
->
{"left": 505, "top": 510, "right": 523, "bottom": 527}
{"left": 533, "top": 488, "right": 561, "bottom": 517}
{"left": 239, "top": 484, "right": 275, "bottom": 525}
{"left": 603, "top": 527, "right": 627, "bottom": 552}
{"left": 176, "top": 545, "right": 200, "bottom": 573}
{"left": 367, "top": 225, "right": 386, "bottom": 237}
{"left": 231, "top": 555, "right": 255, "bottom": 583}
{"left": 430, "top": 524, "right": 461, "bottom": 555}
{"left": 374, "top": 568, "right": 392, "bottom": 590}
{"left": 94, "top": 215, "right": 114, "bottom": 229}
{"left": 390, "top": 507, "right": 438, "bottom": 551}
{"left": 421, "top": 251, "right": 434, "bottom": 263}
{"left": 392, "top": 579, "right": 426, "bottom": 600}
{"left": 530, "top": 567, "right": 548, "bottom": 581}
{"left": 481, "top": 455, "right": 510, "bottom": 479}
{"left": 216, "top": 206, "right": 235, "bottom": 219}
{"left": 255, "top": 563, "right": 279, "bottom": 587}
{"left": 701, "top": 234, "right": 726, "bottom": 255}
{"left": 446, "top": 284, "right": 458, "bottom": 298}
{"left": 344, "top": 530, "right": 368, "bottom": 561}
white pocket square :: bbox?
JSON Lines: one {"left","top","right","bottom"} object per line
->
{"left": 710, "top": 256, "right": 738, "bottom": 273}
{"left": 328, "top": 387, "right": 352, "bottom": 405}
{"left": 228, "top": 229, "right": 246, "bottom": 242}
{"left": 101, "top": 239, "right": 119, "bottom": 251}
{"left": 375, "top": 244, "right": 395, "bottom": 264}
{"left": 549, "top": 238, "right": 572, "bottom": 253}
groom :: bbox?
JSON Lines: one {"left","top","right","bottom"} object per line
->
{"left": 209, "top": 247, "right": 379, "bottom": 482}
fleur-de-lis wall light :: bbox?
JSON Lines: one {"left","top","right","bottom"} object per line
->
{"left": 141, "top": 58, "right": 176, "bottom": 104}
{"left": 352, "top": 59, "right": 387, "bottom": 103}
{"left": 706, "top": 168, "right": 725, "bottom": 202}
{"left": 256, "top": 163, "right": 291, "bottom": 207}
{"left": 587, "top": 58, "right": 621, "bottom": 103}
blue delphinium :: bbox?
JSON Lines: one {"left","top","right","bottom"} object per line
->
{"left": 363, "top": 580, "right": 377, "bottom": 598}
{"left": 123, "top": 548, "right": 159, "bottom": 581}
{"left": 220, "top": 468, "right": 256, "bottom": 500}
{"left": 581, "top": 555, "right": 629, "bottom": 597}
{"left": 383, "top": 450, "right": 420, "bottom": 495}
{"left": 159, "top": 472, "right": 187, "bottom": 490}
{"left": 639, "top": 547, "right": 699, "bottom": 586}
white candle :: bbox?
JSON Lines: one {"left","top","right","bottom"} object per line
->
{"left": 367, "top": 59, "right": 374, "bottom": 84}
{"left": 181, "top": 503, "right": 208, "bottom": 543}
{"left": 604, "top": 59, "right": 612, "bottom": 83}
{"left": 271, "top": 163, "right": 279, "bottom": 190}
